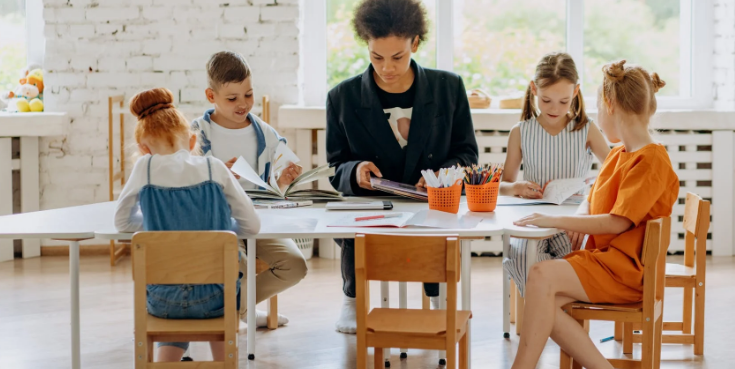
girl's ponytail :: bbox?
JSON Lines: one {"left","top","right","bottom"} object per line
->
{"left": 520, "top": 81, "right": 536, "bottom": 122}
{"left": 570, "top": 90, "right": 589, "bottom": 131}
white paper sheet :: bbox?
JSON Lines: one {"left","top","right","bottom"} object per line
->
{"left": 231, "top": 156, "right": 271, "bottom": 190}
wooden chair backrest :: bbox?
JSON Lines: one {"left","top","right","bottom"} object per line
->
{"left": 641, "top": 218, "right": 670, "bottom": 310}
{"left": 262, "top": 95, "right": 271, "bottom": 123}
{"left": 356, "top": 233, "right": 459, "bottom": 284}
{"left": 682, "top": 193, "right": 710, "bottom": 275}
{"left": 132, "top": 231, "right": 239, "bottom": 367}
{"left": 355, "top": 233, "right": 461, "bottom": 350}
{"left": 108, "top": 94, "right": 126, "bottom": 201}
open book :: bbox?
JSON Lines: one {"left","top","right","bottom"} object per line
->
{"left": 497, "top": 177, "right": 593, "bottom": 206}
{"left": 327, "top": 210, "right": 482, "bottom": 229}
{"left": 230, "top": 142, "right": 342, "bottom": 200}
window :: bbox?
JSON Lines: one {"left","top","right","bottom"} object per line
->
{"left": 0, "top": 0, "right": 27, "bottom": 92}
{"left": 453, "top": 0, "right": 566, "bottom": 97}
{"left": 583, "top": 0, "right": 682, "bottom": 97}
{"left": 326, "top": 0, "right": 436, "bottom": 89}
{"left": 308, "top": 0, "right": 712, "bottom": 109}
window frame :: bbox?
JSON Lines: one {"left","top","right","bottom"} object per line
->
{"left": 306, "top": 0, "right": 713, "bottom": 109}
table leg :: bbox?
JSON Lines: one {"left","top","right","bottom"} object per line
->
{"left": 247, "top": 238, "right": 256, "bottom": 360}
{"left": 380, "top": 281, "right": 390, "bottom": 363}
{"left": 502, "top": 234, "right": 511, "bottom": 338}
{"left": 0, "top": 137, "right": 12, "bottom": 262}
{"left": 70, "top": 240, "right": 81, "bottom": 369}
{"left": 399, "top": 281, "right": 407, "bottom": 358}
{"left": 20, "top": 136, "right": 40, "bottom": 258}
{"left": 461, "top": 240, "right": 472, "bottom": 368}
{"left": 439, "top": 282, "right": 446, "bottom": 364}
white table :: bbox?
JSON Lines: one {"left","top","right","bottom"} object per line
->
{"left": 0, "top": 198, "right": 576, "bottom": 368}
{"left": 0, "top": 111, "right": 68, "bottom": 261}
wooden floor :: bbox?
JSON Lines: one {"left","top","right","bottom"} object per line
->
{"left": 1, "top": 254, "right": 734, "bottom": 369}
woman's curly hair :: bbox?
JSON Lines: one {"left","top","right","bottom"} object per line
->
{"left": 352, "top": 0, "right": 429, "bottom": 45}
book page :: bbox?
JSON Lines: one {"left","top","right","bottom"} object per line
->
{"left": 541, "top": 178, "right": 586, "bottom": 205}
{"left": 405, "top": 210, "right": 482, "bottom": 229}
{"left": 231, "top": 156, "right": 273, "bottom": 191}
{"left": 285, "top": 164, "right": 335, "bottom": 193}
{"left": 271, "top": 141, "right": 300, "bottom": 176}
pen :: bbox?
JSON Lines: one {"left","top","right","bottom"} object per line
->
{"left": 600, "top": 336, "right": 614, "bottom": 343}
{"left": 354, "top": 214, "right": 403, "bottom": 222}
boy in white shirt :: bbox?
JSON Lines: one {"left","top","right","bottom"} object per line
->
{"left": 191, "top": 51, "right": 307, "bottom": 327}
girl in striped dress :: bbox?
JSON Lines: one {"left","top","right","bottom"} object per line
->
{"left": 500, "top": 52, "right": 610, "bottom": 296}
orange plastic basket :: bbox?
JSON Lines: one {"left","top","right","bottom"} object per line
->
{"left": 465, "top": 181, "right": 500, "bottom": 212}
{"left": 427, "top": 181, "right": 463, "bottom": 214}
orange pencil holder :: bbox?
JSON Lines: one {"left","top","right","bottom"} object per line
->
{"left": 427, "top": 181, "right": 463, "bottom": 214}
{"left": 465, "top": 181, "right": 500, "bottom": 212}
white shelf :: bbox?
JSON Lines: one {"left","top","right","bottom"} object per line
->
{"left": 0, "top": 112, "right": 69, "bottom": 137}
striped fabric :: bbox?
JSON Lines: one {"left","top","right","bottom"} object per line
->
{"left": 503, "top": 117, "right": 594, "bottom": 296}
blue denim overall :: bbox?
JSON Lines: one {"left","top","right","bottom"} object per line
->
{"left": 140, "top": 156, "right": 241, "bottom": 350}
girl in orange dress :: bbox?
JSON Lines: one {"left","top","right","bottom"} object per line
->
{"left": 508, "top": 60, "right": 678, "bottom": 369}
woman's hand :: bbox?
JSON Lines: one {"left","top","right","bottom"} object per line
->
{"left": 513, "top": 181, "right": 543, "bottom": 199}
{"left": 277, "top": 163, "right": 302, "bottom": 189}
{"left": 224, "top": 157, "right": 240, "bottom": 179}
{"left": 565, "top": 230, "right": 586, "bottom": 251}
{"left": 513, "top": 213, "right": 559, "bottom": 228}
{"left": 356, "top": 161, "right": 382, "bottom": 190}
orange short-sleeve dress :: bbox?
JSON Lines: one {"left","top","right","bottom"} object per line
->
{"left": 565, "top": 143, "right": 679, "bottom": 304}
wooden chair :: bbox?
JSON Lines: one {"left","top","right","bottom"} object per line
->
{"left": 560, "top": 217, "right": 671, "bottom": 369}
{"left": 108, "top": 94, "right": 129, "bottom": 266}
{"left": 619, "top": 193, "right": 710, "bottom": 354}
{"left": 132, "top": 231, "right": 239, "bottom": 368}
{"left": 355, "top": 233, "right": 472, "bottom": 369}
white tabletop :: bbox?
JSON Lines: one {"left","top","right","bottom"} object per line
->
{"left": 0, "top": 202, "right": 109, "bottom": 240}
{"left": 0, "top": 197, "right": 578, "bottom": 241}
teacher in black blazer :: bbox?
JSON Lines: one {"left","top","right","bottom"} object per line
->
{"left": 326, "top": 0, "right": 478, "bottom": 334}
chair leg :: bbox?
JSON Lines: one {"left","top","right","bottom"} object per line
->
{"left": 683, "top": 286, "right": 693, "bottom": 334}
{"left": 422, "top": 290, "right": 430, "bottom": 310}
{"left": 459, "top": 332, "right": 468, "bottom": 369}
{"left": 623, "top": 322, "right": 633, "bottom": 355}
{"left": 560, "top": 349, "right": 572, "bottom": 369}
{"left": 641, "top": 319, "right": 655, "bottom": 369}
{"left": 694, "top": 282, "right": 705, "bottom": 355}
{"left": 357, "top": 336, "right": 367, "bottom": 369}
{"left": 109, "top": 241, "right": 116, "bottom": 266}
{"left": 515, "top": 294, "right": 524, "bottom": 335}
{"left": 654, "top": 315, "right": 663, "bottom": 369}
{"left": 267, "top": 295, "right": 278, "bottom": 330}
{"left": 446, "top": 341, "right": 457, "bottom": 369}
{"left": 374, "top": 347, "right": 384, "bottom": 369}
{"left": 510, "top": 279, "right": 516, "bottom": 324}
{"left": 614, "top": 321, "right": 623, "bottom": 341}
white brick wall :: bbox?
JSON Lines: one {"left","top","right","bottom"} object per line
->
{"left": 40, "top": 0, "right": 300, "bottom": 230}
{"left": 714, "top": 0, "right": 735, "bottom": 109}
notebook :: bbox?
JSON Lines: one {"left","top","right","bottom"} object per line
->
{"left": 325, "top": 201, "right": 393, "bottom": 210}
{"left": 369, "top": 177, "right": 428, "bottom": 201}
{"left": 327, "top": 210, "right": 482, "bottom": 229}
